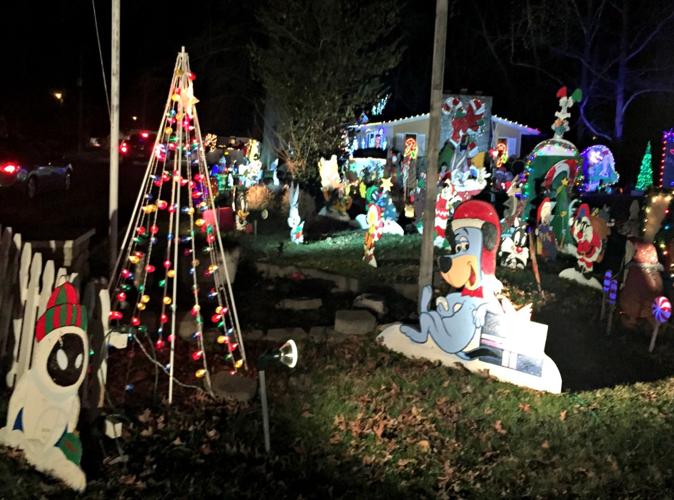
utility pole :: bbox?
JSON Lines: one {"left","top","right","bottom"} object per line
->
{"left": 110, "top": 0, "right": 120, "bottom": 269}
{"left": 417, "top": 0, "right": 448, "bottom": 296}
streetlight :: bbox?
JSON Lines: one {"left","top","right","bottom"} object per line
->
{"left": 257, "top": 339, "right": 298, "bottom": 453}
{"left": 131, "top": 115, "right": 138, "bottom": 122}
{"left": 53, "top": 91, "right": 64, "bottom": 103}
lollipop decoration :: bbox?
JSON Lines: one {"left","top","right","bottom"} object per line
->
{"left": 649, "top": 296, "right": 671, "bottom": 352}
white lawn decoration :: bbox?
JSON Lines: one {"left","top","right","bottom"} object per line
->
{"left": 0, "top": 282, "right": 88, "bottom": 491}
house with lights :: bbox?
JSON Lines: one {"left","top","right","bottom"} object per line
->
{"left": 351, "top": 94, "right": 540, "bottom": 160}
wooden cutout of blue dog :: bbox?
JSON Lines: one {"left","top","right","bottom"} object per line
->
{"left": 380, "top": 200, "right": 562, "bottom": 393}
{"left": 401, "top": 200, "right": 501, "bottom": 357}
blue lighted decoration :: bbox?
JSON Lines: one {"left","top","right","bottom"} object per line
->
{"left": 580, "top": 145, "right": 619, "bottom": 192}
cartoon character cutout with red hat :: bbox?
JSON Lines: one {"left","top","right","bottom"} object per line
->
{"left": 401, "top": 200, "right": 502, "bottom": 357}
{"left": 570, "top": 203, "right": 607, "bottom": 273}
{"left": 0, "top": 282, "right": 88, "bottom": 491}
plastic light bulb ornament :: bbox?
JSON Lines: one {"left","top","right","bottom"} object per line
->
{"left": 195, "top": 369, "right": 206, "bottom": 378}
{"left": 211, "top": 313, "right": 221, "bottom": 323}
{"left": 192, "top": 350, "right": 203, "bottom": 361}
{"left": 150, "top": 224, "right": 159, "bottom": 235}
{"left": 116, "top": 292, "right": 127, "bottom": 302}
{"left": 160, "top": 314, "right": 168, "bottom": 324}
{"left": 128, "top": 255, "right": 140, "bottom": 265}
{"left": 155, "top": 338, "right": 165, "bottom": 350}
{"left": 136, "top": 227, "right": 146, "bottom": 236}
{"left": 145, "top": 264, "right": 155, "bottom": 273}
{"left": 121, "top": 269, "right": 132, "bottom": 279}
{"left": 163, "top": 260, "right": 172, "bottom": 269}
{"left": 195, "top": 218, "right": 205, "bottom": 227}
{"left": 217, "top": 335, "right": 227, "bottom": 344}
{"left": 137, "top": 303, "right": 146, "bottom": 311}
{"left": 157, "top": 200, "right": 168, "bottom": 210}
{"left": 234, "top": 359, "right": 244, "bottom": 369}
{"left": 167, "top": 270, "right": 176, "bottom": 278}
{"left": 109, "top": 311, "right": 123, "bottom": 321}
{"left": 191, "top": 305, "right": 201, "bottom": 316}
{"left": 131, "top": 317, "right": 141, "bottom": 327}
{"left": 163, "top": 296, "right": 172, "bottom": 305}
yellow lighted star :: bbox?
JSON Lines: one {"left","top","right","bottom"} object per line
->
{"left": 381, "top": 176, "right": 393, "bottom": 192}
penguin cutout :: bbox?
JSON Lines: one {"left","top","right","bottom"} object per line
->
{"left": 0, "top": 282, "right": 88, "bottom": 491}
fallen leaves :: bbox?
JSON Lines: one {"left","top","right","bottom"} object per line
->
{"left": 417, "top": 439, "right": 431, "bottom": 453}
{"left": 493, "top": 420, "right": 507, "bottom": 435}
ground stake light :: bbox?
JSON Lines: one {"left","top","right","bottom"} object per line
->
{"left": 257, "top": 339, "right": 298, "bottom": 453}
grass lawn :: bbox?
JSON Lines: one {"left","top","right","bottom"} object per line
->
{"left": 2, "top": 223, "right": 674, "bottom": 498}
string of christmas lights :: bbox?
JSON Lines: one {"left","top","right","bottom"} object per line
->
{"left": 108, "top": 48, "right": 246, "bottom": 404}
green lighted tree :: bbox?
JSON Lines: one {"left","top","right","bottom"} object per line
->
{"left": 636, "top": 142, "right": 654, "bottom": 191}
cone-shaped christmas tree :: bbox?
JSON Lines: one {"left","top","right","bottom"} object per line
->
{"left": 636, "top": 142, "right": 653, "bottom": 191}
{"left": 109, "top": 48, "right": 246, "bottom": 403}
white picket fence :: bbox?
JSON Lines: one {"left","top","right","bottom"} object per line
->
{"left": 0, "top": 226, "right": 112, "bottom": 412}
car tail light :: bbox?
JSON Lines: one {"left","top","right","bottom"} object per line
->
{"left": 1, "top": 163, "right": 18, "bottom": 175}
{"left": 120, "top": 142, "right": 128, "bottom": 154}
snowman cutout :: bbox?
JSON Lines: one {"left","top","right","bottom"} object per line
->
{"left": 0, "top": 282, "right": 88, "bottom": 491}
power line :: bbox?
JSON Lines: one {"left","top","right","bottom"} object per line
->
{"left": 91, "top": 0, "right": 111, "bottom": 120}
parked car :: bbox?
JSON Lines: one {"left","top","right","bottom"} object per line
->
{"left": 120, "top": 130, "right": 158, "bottom": 163}
{"left": 0, "top": 138, "right": 73, "bottom": 198}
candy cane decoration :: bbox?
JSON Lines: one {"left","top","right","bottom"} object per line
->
{"left": 649, "top": 296, "right": 671, "bottom": 352}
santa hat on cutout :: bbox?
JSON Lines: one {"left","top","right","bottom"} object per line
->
{"left": 35, "top": 283, "right": 87, "bottom": 342}
{"left": 451, "top": 200, "right": 501, "bottom": 275}
{"left": 537, "top": 197, "right": 552, "bottom": 225}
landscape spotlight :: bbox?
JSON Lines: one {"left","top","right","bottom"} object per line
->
{"left": 258, "top": 339, "right": 298, "bottom": 452}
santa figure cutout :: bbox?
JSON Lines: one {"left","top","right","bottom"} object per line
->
{"left": 558, "top": 203, "right": 610, "bottom": 290}
{"left": 0, "top": 282, "right": 88, "bottom": 491}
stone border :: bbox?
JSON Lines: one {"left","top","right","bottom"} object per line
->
{"left": 254, "top": 261, "right": 420, "bottom": 301}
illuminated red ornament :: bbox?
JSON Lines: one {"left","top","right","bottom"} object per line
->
{"left": 109, "top": 311, "right": 123, "bottom": 320}
{"left": 191, "top": 305, "right": 201, "bottom": 316}
{"left": 131, "top": 317, "right": 141, "bottom": 327}
{"left": 150, "top": 224, "right": 159, "bottom": 235}
{"left": 116, "top": 292, "right": 127, "bottom": 302}
{"left": 162, "top": 171, "right": 171, "bottom": 182}
{"left": 121, "top": 269, "right": 132, "bottom": 279}
{"left": 160, "top": 313, "right": 169, "bottom": 324}
{"left": 145, "top": 264, "right": 156, "bottom": 273}
{"left": 192, "top": 190, "right": 202, "bottom": 199}
{"left": 192, "top": 350, "right": 203, "bottom": 361}
{"left": 136, "top": 226, "right": 146, "bottom": 236}
{"left": 163, "top": 259, "right": 172, "bottom": 269}
{"left": 188, "top": 72, "right": 196, "bottom": 81}
{"left": 157, "top": 200, "right": 168, "bottom": 210}
{"left": 211, "top": 313, "right": 221, "bottom": 323}
{"left": 153, "top": 178, "right": 163, "bottom": 187}
{"left": 229, "top": 342, "right": 238, "bottom": 353}
{"left": 155, "top": 339, "right": 165, "bottom": 350}
{"left": 167, "top": 334, "right": 175, "bottom": 343}
{"left": 180, "top": 178, "right": 189, "bottom": 186}
{"left": 207, "top": 234, "right": 216, "bottom": 244}
{"left": 194, "top": 173, "right": 204, "bottom": 182}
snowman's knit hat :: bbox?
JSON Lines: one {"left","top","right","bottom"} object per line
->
{"left": 35, "top": 283, "right": 87, "bottom": 342}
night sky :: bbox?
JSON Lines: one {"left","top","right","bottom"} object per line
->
{"left": 3, "top": 0, "right": 674, "bottom": 183}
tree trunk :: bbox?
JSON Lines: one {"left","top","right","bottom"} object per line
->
{"left": 614, "top": 1, "right": 629, "bottom": 143}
